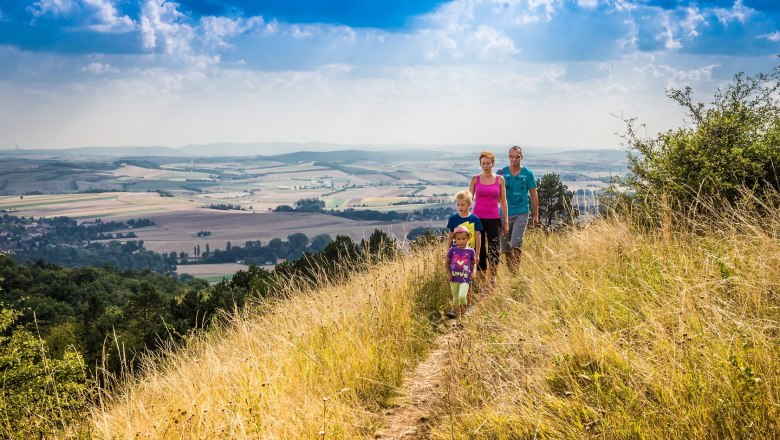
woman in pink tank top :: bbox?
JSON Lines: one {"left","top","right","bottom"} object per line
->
{"left": 469, "top": 151, "right": 508, "bottom": 293}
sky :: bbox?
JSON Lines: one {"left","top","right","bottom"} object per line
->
{"left": 1, "top": 0, "right": 779, "bottom": 151}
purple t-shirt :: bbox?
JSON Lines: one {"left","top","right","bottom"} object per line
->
{"left": 447, "top": 246, "right": 476, "bottom": 283}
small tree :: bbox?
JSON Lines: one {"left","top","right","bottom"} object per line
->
{"left": 622, "top": 66, "right": 780, "bottom": 211}
{"left": 294, "top": 198, "right": 325, "bottom": 212}
{"left": 537, "top": 173, "right": 577, "bottom": 228}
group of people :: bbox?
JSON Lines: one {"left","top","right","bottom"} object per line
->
{"left": 444, "top": 146, "right": 539, "bottom": 318}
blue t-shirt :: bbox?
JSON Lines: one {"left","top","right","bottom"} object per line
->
{"left": 446, "top": 213, "right": 483, "bottom": 249}
{"left": 498, "top": 166, "right": 536, "bottom": 215}
{"left": 447, "top": 246, "right": 476, "bottom": 283}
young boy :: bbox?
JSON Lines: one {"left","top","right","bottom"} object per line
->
{"left": 445, "top": 225, "right": 477, "bottom": 319}
{"left": 446, "top": 190, "right": 483, "bottom": 259}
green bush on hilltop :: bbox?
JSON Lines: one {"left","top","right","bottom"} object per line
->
{"left": 622, "top": 66, "right": 780, "bottom": 211}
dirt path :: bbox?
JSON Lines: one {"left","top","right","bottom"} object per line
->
{"left": 374, "top": 326, "right": 460, "bottom": 439}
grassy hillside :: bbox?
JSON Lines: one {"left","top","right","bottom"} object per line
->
{"left": 88, "top": 204, "right": 780, "bottom": 438}
{"left": 431, "top": 206, "right": 780, "bottom": 438}
{"left": 90, "top": 246, "right": 449, "bottom": 438}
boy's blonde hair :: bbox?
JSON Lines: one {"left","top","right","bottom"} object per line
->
{"left": 455, "top": 190, "right": 472, "bottom": 205}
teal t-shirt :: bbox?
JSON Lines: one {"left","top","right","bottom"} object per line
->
{"left": 499, "top": 166, "right": 536, "bottom": 215}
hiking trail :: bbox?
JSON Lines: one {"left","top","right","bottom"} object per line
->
{"left": 373, "top": 325, "right": 460, "bottom": 439}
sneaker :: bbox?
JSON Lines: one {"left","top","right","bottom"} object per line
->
{"left": 445, "top": 309, "right": 457, "bottom": 319}
{"left": 465, "top": 307, "right": 473, "bottom": 316}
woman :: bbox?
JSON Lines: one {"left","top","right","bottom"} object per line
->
{"left": 469, "top": 150, "right": 509, "bottom": 293}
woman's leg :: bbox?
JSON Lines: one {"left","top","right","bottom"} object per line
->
{"left": 482, "top": 218, "right": 501, "bottom": 291}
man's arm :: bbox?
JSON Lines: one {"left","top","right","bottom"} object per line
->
{"left": 529, "top": 187, "right": 539, "bottom": 226}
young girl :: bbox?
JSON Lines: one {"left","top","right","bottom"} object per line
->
{"left": 445, "top": 225, "right": 477, "bottom": 319}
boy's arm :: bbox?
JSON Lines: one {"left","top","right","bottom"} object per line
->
{"left": 474, "top": 231, "right": 482, "bottom": 261}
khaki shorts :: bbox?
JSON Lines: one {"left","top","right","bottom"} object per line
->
{"left": 500, "top": 213, "right": 529, "bottom": 252}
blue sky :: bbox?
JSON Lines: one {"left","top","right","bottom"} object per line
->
{"left": 0, "top": 0, "right": 779, "bottom": 150}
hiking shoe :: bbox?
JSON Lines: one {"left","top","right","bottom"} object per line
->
{"left": 445, "top": 309, "right": 457, "bottom": 319}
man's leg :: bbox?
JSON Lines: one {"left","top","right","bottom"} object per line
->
{"left": 507, "top": 213, "right": 529, "bottom": 270}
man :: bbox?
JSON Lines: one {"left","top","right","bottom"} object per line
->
{"left": 497, "top": 145, "right": 539, "bottom": 269}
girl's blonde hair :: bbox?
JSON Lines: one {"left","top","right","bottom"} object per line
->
{"left": 455, "top": 190, "right": 472, "bottom": 205}
{"left": 479, "top": 150, "right": 495, "bottom": 164}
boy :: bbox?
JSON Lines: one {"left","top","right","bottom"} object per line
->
{"left": 445, "top": 225, "right": 477, "bottom": 319}
{"left": 446, "top": 190, "right": 482, "bottom": 259}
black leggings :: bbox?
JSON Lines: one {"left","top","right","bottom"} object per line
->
{"left": 478, "top": 218, "right": 501, "bottom": 271}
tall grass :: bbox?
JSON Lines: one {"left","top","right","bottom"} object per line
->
{"left": 90, "top": 246, "right": 448, "bottom": 438}
{"left": 88, "top": 195, "right": 780, "bottom": 438}
{"left": 431, "top": 197, "right": 780, "bottom": 438}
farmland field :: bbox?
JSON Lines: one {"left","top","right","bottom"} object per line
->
{"left": 0, "top": 149, "right": 627, "bottom": 278}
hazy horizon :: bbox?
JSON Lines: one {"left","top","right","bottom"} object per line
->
{"left": 2, "top": 1, "right": 779, "bottom": 150}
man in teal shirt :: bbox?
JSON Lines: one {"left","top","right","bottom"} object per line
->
{"left": 497, "top": 145, "right": 539, "bottom": 269}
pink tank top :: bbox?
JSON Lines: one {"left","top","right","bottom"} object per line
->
{"left": 472, "top": 175, "right": 500, "bottom": 219}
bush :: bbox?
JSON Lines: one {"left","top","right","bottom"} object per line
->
{"left": 621, "top": 67, "right": 780, "bottom": 212}
{"left": 0, "top": 304, "right": 88, "bottom": 438}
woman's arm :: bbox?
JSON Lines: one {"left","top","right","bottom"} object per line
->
{"left": 469, "top": 175, "right": 477, "bottom": 197}
{"left": 498, "top": 176, "right": 509, "bottom": 235}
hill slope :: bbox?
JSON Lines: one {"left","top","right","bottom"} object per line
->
{"left": 90, "top": 209, "right": 780, "bottom": 438}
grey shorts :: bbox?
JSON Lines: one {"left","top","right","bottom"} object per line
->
{"left": 500, "top": 213, "right": 529, "bottom": 252}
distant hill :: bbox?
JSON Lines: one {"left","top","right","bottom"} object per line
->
{"left": 0, "top": 143, "right": 626, "bottom": 164}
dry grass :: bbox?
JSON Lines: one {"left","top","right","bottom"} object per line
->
{"left": 89, "top": 246, "right": 448, "bottom": 439}
{"left": 431, "top": 201, "right": 780, "bottom": 438}
{"left": 86, "top": 195, "right": 780, "bottom": 439}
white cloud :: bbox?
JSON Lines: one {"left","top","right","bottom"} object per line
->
{"left": 679, "top": 6, "right": 705, "bottom": 38}
{"left": 714, "top": 0, "right": 753, "bottom": 25}
{"left": 758, "top": 31, "right": 780, "bottom": 42}
{"left": 469, "top": 25, "right": 520, "bottom": 58}
{"left": 29, "top": 0, "right": 134, "bottom": 32}
{"left": 140, "top": 0, "right": 194, "bottom": 54}
{"left": 290, "top": 24, "right": 315, "bottom": 39}
{"left": 29, "top": 0, "right": 76, "bottom": 18}
{"left": 199, "top": 15, "right": 265, "bottom": 48}
{"left": 634, "top": 63, "right": 718, "bottom": 88}
{"left": 82, "top": 0, "right": 134, "bottom": 32}
{"left": 82, "top": 61, "right": 117, "bottom": 74}
{"left": 577, "top": 0, "right": 598, "bottom": 9}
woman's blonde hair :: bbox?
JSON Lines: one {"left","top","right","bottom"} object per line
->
{"left": 479, "top": 150, "right": 495, "bottom": 164}
{"left": 455, "top": 190, "right": 472, "bottom": 205}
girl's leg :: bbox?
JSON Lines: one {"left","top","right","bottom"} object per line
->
{"left": 459, "top": 282, "right": 469, "bottom": 317}
{"left": 449, "top": 282, "right": 460, "bottom": 317}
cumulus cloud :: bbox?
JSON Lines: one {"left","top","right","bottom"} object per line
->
{"left": 577, "top": 0, "right": 598, "bottom": 9}
{"left": 199, "top": 15, "right": 265, "bottom": 48}
{"left": 28, "top": 0, "right": 77, "bottom": 18}
{"left": 758, "top": 31, "right": 780, "bottom": 42}
{"left": 140, "top": 0, "right": 194, "bottom": 54}
{"left": 82, "top": 61, "right": 117, "bottom": 74}
{"left": 29, "top": 0, "right": 133, "bottom": 32}
{"left": 634, "top": 63, "right": 718, "bottom": 88}
{"left": 714, "top": 0, "right": 753, "bottom": 25}
{"left": 469, "top": 25, "right": 520, "bottom": 59}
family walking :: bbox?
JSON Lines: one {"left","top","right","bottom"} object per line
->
{"left": 444, "top": 146, "right": 539, "bottom": 318}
